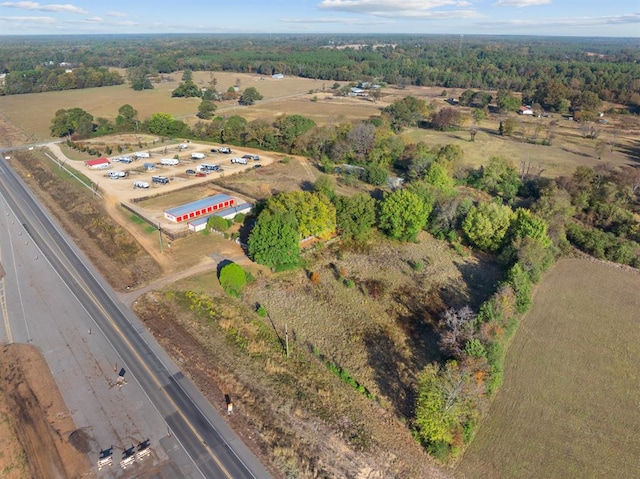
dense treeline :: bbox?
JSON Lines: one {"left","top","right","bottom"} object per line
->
{"left": 2, "top": 34, "right": 639, "bottom": 108}
{"left": 2, "top": 66, "right": 123, "bottom": 94}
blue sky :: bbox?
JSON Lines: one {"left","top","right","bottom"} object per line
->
{"left": 0, "top": 1, "right": 638, "bottom": 37}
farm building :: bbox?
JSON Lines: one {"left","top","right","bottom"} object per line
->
{"left": 165, "top": 194, "right": 235, "bottom": 223}
{"left": 85, "top": 157, "right": 110, "bottom": 169}
{"left": 188, "top": 203, "right": 253, "bottom": 232}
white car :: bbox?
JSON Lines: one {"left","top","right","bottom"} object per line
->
{"left": 218, "top": 147, "right": 232, "bottom": 154}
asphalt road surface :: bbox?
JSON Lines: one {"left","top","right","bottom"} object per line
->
{"left": 0, "top": 154, "right": 272, "bottom": 478}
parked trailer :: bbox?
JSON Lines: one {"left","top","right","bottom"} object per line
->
{"left": 231, "top": 157, "right": 248, "bottom": 165}
{"left": 151, "top": 176, "right": 169, "bottom": 185}
{"left": 191, "top": 152, "right": 206, "bottom": 159}
{"left": 160, "top": 158, "right": 179, "bottom": 166}
{"left": 133, "top": 180, "right": 149, "bottom": 189}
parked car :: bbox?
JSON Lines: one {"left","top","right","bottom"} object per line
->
{"left": 252, "top": 164, "right": 262, "bottom": 169}
{"left": 210, "top": 148, "right": 218, "bottom": 153}
{"left": 195, "top": 172, "right": 207, "bottom": 178}
{"left": 242, "top": 154, "right": 260, "bottom": 161}
{"left": 218, "top": 147, "right": 232, "bottom": 154}
{"left": 185, "top": 169, "right": 196, "bottom": 175}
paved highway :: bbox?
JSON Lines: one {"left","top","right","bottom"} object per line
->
{"left": 0, "top": 153, "right": 272, "bottom": 478}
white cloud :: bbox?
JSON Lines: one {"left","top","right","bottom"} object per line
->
{"left": 317, "top": 0, "right": 477, "bottom": 19}
{"left": 281, "top": 16, "right": 393, "bottom": 25}
{"left": 482, "top": 13, "right": 640, "bottom": 28}
{"left": 319, "top": 0, "right": 471, "bottom": 12}
{"left": 106, "top": 11, "right": 127, "bottom": 18}
{"left": 0, "top": 14, "right": 55, "bottom": 23}
{"left": 0, "top": 1, "right": 87, "bottom": 14}
{"left": 493, "top": 0, "right": 551, "bottom": 7}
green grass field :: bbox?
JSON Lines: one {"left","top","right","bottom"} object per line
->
{"left": 456, "top": 258, "right": 640, "bottom": 479}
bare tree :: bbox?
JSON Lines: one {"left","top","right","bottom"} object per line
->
{"left": 346, "top": 122, "right": 376, "bottom": 159}
{"left": 438, "top": 306, "right": 476, "bottom": 358}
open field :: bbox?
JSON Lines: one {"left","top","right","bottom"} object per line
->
{"left": 0, "top": 70, "right": 340, "bottom": 140}
{"left": 456, "top": 258, "right": 640, "bottom": 479}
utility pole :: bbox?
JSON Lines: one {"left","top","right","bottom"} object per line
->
{"left": 158, "top": 222, "right": 163, "bottom": 253}
{"left": 285, "top": 323, "right": 290, "bottom": 359}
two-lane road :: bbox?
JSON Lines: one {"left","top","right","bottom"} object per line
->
{"left": 0, "top": 153, "right": 271, "bottom": 478}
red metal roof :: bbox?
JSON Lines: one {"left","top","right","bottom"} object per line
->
{"left": 85, "top": 157, "right": 110, "bottom": 166}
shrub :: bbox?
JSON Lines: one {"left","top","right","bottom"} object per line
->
{"left": 256, "top": 304, "right": 267, "bottom": 317}
{"left": 219, "top": 263, "right": 246, "bottom": 297}
{"left": 207, "top": 215, "right": 231, "bottom": 232}
{"left": 411, "top": 260, "right": 424, "bottom": 272}
{"left": 310, "top": 271, "right": 321, "bottom": 284}
{"left": 344, "top": 278, "right": 355, "bottom": 288}
{"left": 280, "top": 156, "right": 292, "bottom": 164}
{"left": 234, "top": 213, "right": 246, "bottom": 224}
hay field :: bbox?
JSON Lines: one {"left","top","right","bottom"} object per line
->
{"left": 456, "top": 258, "right": 640, "bottom": 479}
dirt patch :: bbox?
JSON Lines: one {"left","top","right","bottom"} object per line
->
{"left": 0, "top": 344, "right": 93, "bottom": 479}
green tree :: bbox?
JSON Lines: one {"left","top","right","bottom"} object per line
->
{"left": 463, "top": 202, "right": 514, "bottom": 252}
{"left": 471, "top": 108, "right": 486, "bottom": 124}
{"left": 383, "top": 95, "right": 430, "bottom": 132}
{"left": 115, "top": 104, "right": 138, "bottom": 131}
{"left": 424, "top": 163, "right": 454, "bottom": 193}
{"left": 505, "top": 262, "right": 532, "bottom": 314}
{"left": 415, "top": 361, "right": 476, "bottom": 449}
{"left": 266, "top": 191, "right": 336, "bottom": 240}
{"left": 275, "top": 114, "right": 316, "bottom": 150}
{"left": 197, "top": 100, "right": 217, "bottom": 120}
{"left": 364, "top": 164, "right": 388, "bottom": 186}
{"left": 172, "top": 80, "right": 201, "bottom": 98}
{"left": 313, "top": 175, "right": 336, "bottom": 201}
{"left": 378, "top": 189, "right": 430, "bottom": 242}
{"left": 335, "top": 193, "right": 376, "bottom": 241}
{"left": 221, "top": 115, "right": 247, "bottom": 143}
{"left": 239, "top": 86, "right": 263, "bottom": 105}
{"left": 218, "top": 262, "right": 246, "bottom": 297}
{"left": 146, "top": 112, "right": 175, "bottom": 136}
{"left": 206, "top": 215, "right": 230, "bottom": 231}
{"left": 476, "top": 156, "right": 521, "bottom": 203}
{"left": 509, "top": 208, "right": 551, "bottom": 246}
{"left": 50, "top": 107, "right": 94, "bottom": 138}
{"left": 496, "top": 89, "right": 521, "bottom": 112}
{"left": 248, "top": 210, "right": 300, "bottom": 270}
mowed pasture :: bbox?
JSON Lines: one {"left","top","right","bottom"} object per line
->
{"left": 456, "top": 258, "right": 640, "bottom": 479}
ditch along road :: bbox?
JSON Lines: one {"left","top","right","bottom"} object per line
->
{"left": 0, "top": 155, "right": 272, "bottom": 478}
